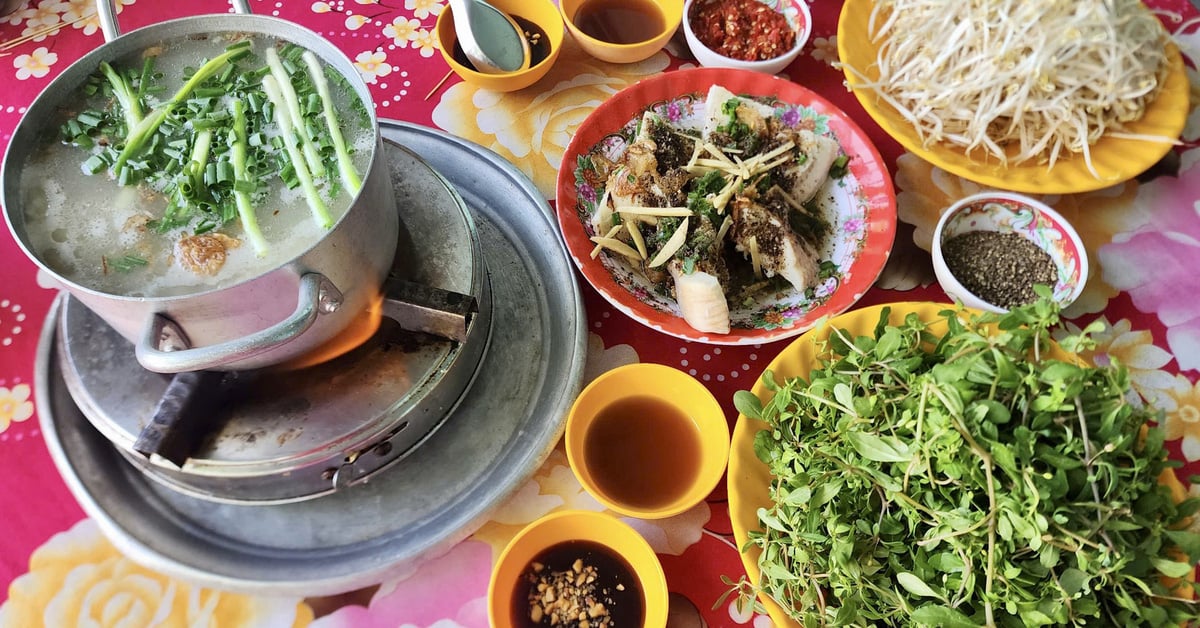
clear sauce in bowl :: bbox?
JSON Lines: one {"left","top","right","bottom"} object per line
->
{"left": 572, "top": 0, "right": 665, "bottom": 45}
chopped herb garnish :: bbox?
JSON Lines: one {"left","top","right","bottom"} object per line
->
{"left": 111, "top": 255, "right": 148, "bottom": 272}
{"left": 59, "top": 38, "right": 366, "bottom": 257}
{"left": 829, "top": 154, "right": 851, "bottom": 178}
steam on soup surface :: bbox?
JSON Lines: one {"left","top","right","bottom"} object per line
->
{"left": 20, "top": 34, "right": 372, "bottom": 298}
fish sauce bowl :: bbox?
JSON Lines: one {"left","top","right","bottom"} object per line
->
{"left": 435, "top": 0, "right": 564, "bottom": 92}
{"left": 488, "top": 509, "right": 669, "bottom": 627}
{"left": 931, "top": 191, "right": 1087, "bottom": 313}
{"left": 558, "top": 0, "right": 683, "bottom": 64}
{"left": 565, "top": 362, "right": 730, "bottom": 520}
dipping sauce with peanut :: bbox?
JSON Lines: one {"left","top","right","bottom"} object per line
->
{"left": 513, "top": 539, "right": 643, "bottom": 627}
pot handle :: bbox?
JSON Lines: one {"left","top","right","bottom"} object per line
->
{"left": 135, "top": 272, "right": 343, "bottom": 373}
{"left": 98, "top": 0, "right": 253, "bottom": 42}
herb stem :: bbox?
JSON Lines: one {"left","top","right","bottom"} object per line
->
{"left": 1075, "top": 394, "right": 1117, "bottom": 551}
{"left": 934, "top": 381, "right": 998, "bottom": 627}
{"left": 229, "top": 98, "right": 268, "bottom": 255}
{"left": 265, "top": 46, "right": 325, "bottom": 177}
{"left": 262, "top": 74, "right": 332, "bottom": 229}
{"left": 302, "top": 49, "right": 361, "bottom": 195}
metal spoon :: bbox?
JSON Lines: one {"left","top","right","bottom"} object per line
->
{"left": 447, "top": 0, "right": 531, "bottom": 74}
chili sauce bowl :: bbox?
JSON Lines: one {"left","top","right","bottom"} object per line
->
{"left": 559, "top": 0, "right": 683, "bottom": 64}
{"left": 931, "top": 191, "right": 1088, "bottom": 313}
{"left": 435, "top": 0, "right": 564, "bottom": 92}
{"left": 682, "top": 0, "right": 811, "bottom": 75}
{"left": 565, "top": 362, "right": 730, "bottom": 520}
{"left": 488, "top": 509, "right": 669, "bottom": 627}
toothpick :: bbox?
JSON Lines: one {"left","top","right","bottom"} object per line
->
{"left": 1, "top": 13, "right": 94, "bottom": 52}
{"left": 424, "top": 69, "right": 453, "bottom": 100}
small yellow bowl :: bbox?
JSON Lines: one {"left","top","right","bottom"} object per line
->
{"left": 435, "top": 0, "right": 564, "bottom": 92}
{"left": 489, "top": 509, "right": 669, "bottom": 627}
{"left": 566, "top": 362, "right": 730, "bottom": 519}
{"left": 559, "top": 0, "right": 683, "bottom": 64}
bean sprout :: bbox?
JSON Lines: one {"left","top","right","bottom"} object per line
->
{"left": 845, "top": 0, "right": 1172, "bottom": 176}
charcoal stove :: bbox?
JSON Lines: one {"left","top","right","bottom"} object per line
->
{"left": 35, "top": 122, "right": 586, "bottom": 595}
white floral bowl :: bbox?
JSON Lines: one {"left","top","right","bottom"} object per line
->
{"left": 682, "top": 0, "right": 811, "bottom": 75}
{"left": 931, "top": 192, "right": 1088, "bottom": 313}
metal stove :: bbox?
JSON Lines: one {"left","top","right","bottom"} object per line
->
{"left": 35, "top": 122, "right": 586, "bottom": 595}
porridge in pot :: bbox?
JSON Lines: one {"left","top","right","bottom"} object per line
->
{"left": 18, "top": 33, "right": 373, "bottom": 298}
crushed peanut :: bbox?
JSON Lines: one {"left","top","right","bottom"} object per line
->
{"left": 523, "top": 557, "right": 618, "bottom": 627}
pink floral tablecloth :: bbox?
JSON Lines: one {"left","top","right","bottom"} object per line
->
{"left": 2, "top": 1, "right": 1200, "bottom": 626}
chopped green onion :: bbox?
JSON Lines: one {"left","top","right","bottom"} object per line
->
{"left": 76, "top": 112, "right": 103, "bottom": 127}
{"left": 302, "top": 50, "right": 361, "bottom": 195}
{"left": 265, "top": 46, "right": 325, "bottom": 177}
{"left": 111, "top": 255, "right": 148, "bottom": 272}
{"left": 82, "top": 154, "right": 107, "bottom": 175}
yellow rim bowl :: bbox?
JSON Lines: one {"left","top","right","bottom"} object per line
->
{"left": 558, "top": 0, "right": 683, "bottom": 64}
{"left": 488, "top": 509, "right": 669, "bottom": 627}
{"left": 435, "top": 0, "right": 564, "bottom": 92}
{"left": 565, "top": 362, "right": 730, "bottom": 519}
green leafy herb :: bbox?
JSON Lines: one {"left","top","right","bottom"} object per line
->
{"left": 737, "top": 296, "right": 1200, "bottom": 627}
{"left": 59, "top": 38, "right": 364, "bottom": 257}
{"left": 829, "top": 154, "right": 851, "bottom": 179}
{"left": 109, "top": 254, "right": 148, "bottom": 272}
{"left": 687, "top": 170, "right": 726, "bottom": 225}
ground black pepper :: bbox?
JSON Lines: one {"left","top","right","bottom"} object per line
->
{"left": 942, "top": 230, "right": 1057, "bottom": 310}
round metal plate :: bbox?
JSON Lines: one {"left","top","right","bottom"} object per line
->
{"left": 35, "top": 121, "right": 587, "bottom": 596}
{"left": 56, "top": 140, "right": 492, "bottom": 504}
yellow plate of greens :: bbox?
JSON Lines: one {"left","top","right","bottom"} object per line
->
{"left": 728, "top": 301, "right": 1198, "bottom": 626}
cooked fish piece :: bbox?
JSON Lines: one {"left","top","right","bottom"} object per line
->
{"left": 177, "top": 233, "right": 241, "bottom": 276}
{"left": 604, "top": 163, "right": 654, "bottom": 211}
{"left": 702, "top": 85, "right": 776, "bottom": 140}
{"left": 730, "top": 194, "right": 820, "bottom": 293}
{"left": 778, "top": 129, "right": 841, "bottom": 203}
{"left": 668, "top": 259, "right": 730, "bottom": 335}
{"left": 638, "top": 111, "right": 698, "bottom": 172}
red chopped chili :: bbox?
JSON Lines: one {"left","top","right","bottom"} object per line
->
{"left": 689, "top": 0, "right": 798, "bottom": 62}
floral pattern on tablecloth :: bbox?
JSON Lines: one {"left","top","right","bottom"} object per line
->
{"left": 0, "top": 520, "right": 313, "bottom": 628}
{"left": 431, "top": 37, "right": 672, "bottom": 200}
{"left": 2, "top": 0, "right": 1200, "bottom": 626}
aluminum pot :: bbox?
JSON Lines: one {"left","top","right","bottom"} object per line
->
{"left": 1, "top": 0, "right": 398, "bottom": 373}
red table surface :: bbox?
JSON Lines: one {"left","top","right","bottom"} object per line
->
{"left": 1, "top": 1, "right": 1199, "bottom": 626}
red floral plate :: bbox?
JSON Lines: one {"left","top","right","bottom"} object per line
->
{"left": 554, "top": 67, "right": 897, "bottom": 345}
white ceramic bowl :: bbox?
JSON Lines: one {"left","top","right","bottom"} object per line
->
{"left": 682, "top": 0, "right": 810, "bottom": 75}
{"left": 931, "top": 192, "right": 1088, "bottom": 313}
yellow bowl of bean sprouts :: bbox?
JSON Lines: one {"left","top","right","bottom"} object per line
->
{"left": 836, "top": 0, "right": 1188, "bottom": 195}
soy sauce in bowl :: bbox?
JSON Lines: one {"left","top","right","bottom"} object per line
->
{"left": 450, "top": 14, "right": 552, "bottom": 71}
{"left": 512, "top": 539, "right": 644, "bottom": 627}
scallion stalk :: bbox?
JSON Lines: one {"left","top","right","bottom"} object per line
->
{"left": 99, "top": 61, "right": 143, "bottom": 132}
{"left": 302, "top": 50, "right": 361, "bottom": 195}
{"left": 265, "top": 47, "right": 325, "bottom": 178}
{"left": 229, "top": 98, "right": 268, "bottom": 255}
{"left": 262, "top": 74, "right": 332, "bottom": 229}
